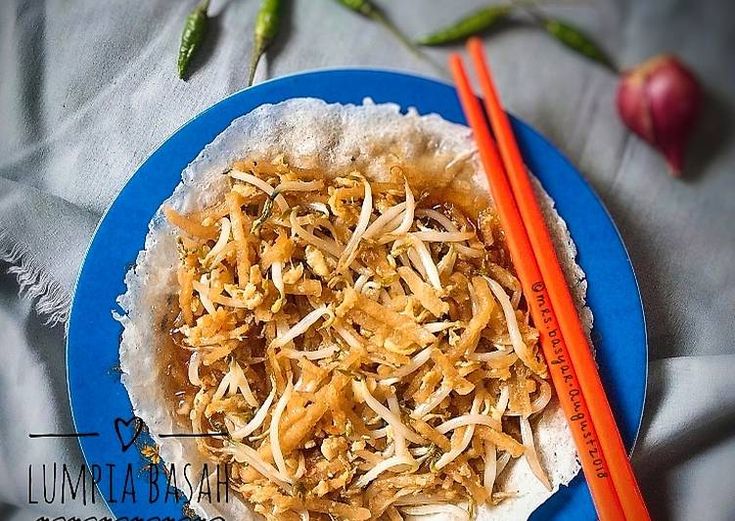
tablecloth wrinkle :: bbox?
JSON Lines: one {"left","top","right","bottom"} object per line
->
{"left": 1, "top": 177, "right": 98, "bottom": 325}
{"left": 1, "top": 1, "right": 733, "bottom": 520}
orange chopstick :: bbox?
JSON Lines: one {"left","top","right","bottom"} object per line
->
{"left": 449, "top": 55, "right": 626, "bottom": 520}
{"left": 466, "top": 38, "right": 650, "bottom": 521}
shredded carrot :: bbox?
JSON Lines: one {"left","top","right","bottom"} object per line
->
{"left": 164, "top": 206, "right": 218, "bottom": 239}
{"left": 227, "top": 192, "right": 251, "bottom": 285}
{"left": 176, "top": 266, "right": 194, "bottom": 325}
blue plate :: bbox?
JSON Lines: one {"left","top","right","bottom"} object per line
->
{"left": 67, "top": 69, "right": 647, "bottom": 520}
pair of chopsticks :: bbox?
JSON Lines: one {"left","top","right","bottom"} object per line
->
{"left": 450, "top": 39, "right": 650, "bottom": 521}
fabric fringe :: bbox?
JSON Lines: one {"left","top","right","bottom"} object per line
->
{"left": 0, "top": 232, "right": 70, "bottom": 326}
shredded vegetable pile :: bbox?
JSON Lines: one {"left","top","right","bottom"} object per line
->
{"left": 165, "top": 157, "right": 553, "bottom": 521}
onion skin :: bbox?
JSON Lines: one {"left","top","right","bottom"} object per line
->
{"left": 616, "top": 54, "right": 702, "bottom": 176}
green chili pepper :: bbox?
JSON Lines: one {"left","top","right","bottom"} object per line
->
{"left": 248, "top": 0, "right": 283, "bottom": 86}
{"left": 416, "top": 5, "right": 512, "bottom": 46}
{"left": 334, "top": 0, "right": 420, "bottom": 57}
{"left": 177, "top": 0, "right": 210, "bottom": 80}
{"left": 336, "top": 0, "right": 372, "bottom": 16}
{"left": 541, "top": 18, "right": 615, "bottom": 69}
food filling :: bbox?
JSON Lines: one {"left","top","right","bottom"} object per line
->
{"left": 163, "top": 156, "right": 552, "bottom": 520}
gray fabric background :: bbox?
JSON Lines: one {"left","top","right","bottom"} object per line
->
{"left": 1, "top": 0, "right": 733, "bottom": 520}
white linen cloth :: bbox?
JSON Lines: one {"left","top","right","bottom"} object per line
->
{"left": 1, "top": 0, "right": 733, "bottom": 519}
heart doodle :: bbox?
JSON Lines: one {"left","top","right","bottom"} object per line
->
{"left": 114, "top": 416, "right": 143, "bottom": 452}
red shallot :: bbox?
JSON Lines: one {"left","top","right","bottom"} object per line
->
{"left": 616, "top": 54, "right": 702, "bottom": 177}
